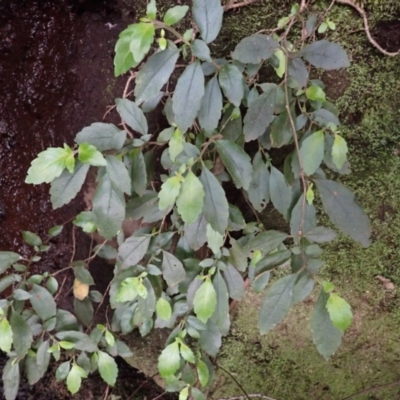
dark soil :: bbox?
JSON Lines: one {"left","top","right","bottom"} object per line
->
{"left": 0, "top": 0, "right": 175, "bottom": 398}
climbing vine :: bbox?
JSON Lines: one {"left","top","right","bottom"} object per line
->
{"left": 0, "top": 1, "right": 372, "bottom": 399}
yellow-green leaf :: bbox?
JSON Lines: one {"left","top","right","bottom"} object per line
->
{"left": 158, "top": 175, "right": 182, "bottom": 210}
{"left": 156, "top": 297, "right": 172, "bottom": 321}
{"left": 273, "top": 49, "right": 286, "bottom": 78}
{"left": 326, "top": 293, "right": 353, "bottom": 331}
{"left": 331, "top": 134, "right": 348, "bottom": 169}
{"left": 193, "top": 278, "right": 217, "bottom": 324}
{"left": 78, "top": 143, "right": 107, "bottom": 167}
{"left": 25, "top": 147, "right": 73, "bottom": 184}
{"left": 0, "top": 318, "right": 13, "bottom": 353}
{"left": 176, "top": 171, "right": 205, "bottom": 224}
{"left": 158, "top": 341, "right": 181, "bottom": 378}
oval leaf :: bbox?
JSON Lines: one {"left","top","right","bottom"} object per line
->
{"left": 193, "top": 279, "right": 217, "bottom": 324}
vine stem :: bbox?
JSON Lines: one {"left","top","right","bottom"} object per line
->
{"left": 218, "top": 395, "right": 277, "bottom": 400}
{"left": 282, "top": 23, "right": 308, "bottom": 238}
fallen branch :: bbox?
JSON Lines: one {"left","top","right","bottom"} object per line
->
{"left": 218, "top": 394, "right": 277, "bottom": 400}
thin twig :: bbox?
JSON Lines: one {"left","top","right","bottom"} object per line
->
{"left": 216, "top": 364, "right": 251, "bottom": 400}
{"left": 219, "top": 395, "right": 277, "bottom": 400}
{"left": 335, "top": 0, "right": 400, "bottom": 56}
{"left": 341, "top": 379, "right": 400, "bottom": 400}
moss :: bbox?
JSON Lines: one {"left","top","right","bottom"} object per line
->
{"left": 211, "top": 2, "right": 400, "bottom": 399}
{"left": 212, "top": 289, "right": 400, "bottom": 400}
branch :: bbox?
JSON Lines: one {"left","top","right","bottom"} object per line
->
{"left": 335, "top": 0, "right": 400, "bottom": 57}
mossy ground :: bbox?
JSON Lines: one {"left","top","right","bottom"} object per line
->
{"left": 211, "top": 1, "right": 400, "bottom": 400}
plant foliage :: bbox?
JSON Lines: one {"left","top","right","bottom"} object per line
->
{"left": 0, "top": 1, "right": 372, "bottom": 398}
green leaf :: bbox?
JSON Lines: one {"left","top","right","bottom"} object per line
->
{"left": 92, "top": 174, "right": 125, "bottom": 240}
{"left": 13, "top": 289, "right": 31, "bottom": 300}
{"left": 169, "top": 128, "right": 185, "bottom": 162}
{"left": 78, "top": 143, "right": 107, "bottom": 166}
{"left": 192, "top": 388, "right": 207, "bottom": 400}
{"left": 269, "top": 166, "right": 292, "bottom": 218}
{"left": 184, "top": 213, "right": 208, "bottom": 251}
{"left": 254, "top": 250, "right": 291, "bottom": 276}
{"left": 292, "top": 272, "right": 315, "bottom": 304}
{"left": 180, "top": 342, "right": 195, "bottom": 363}
{"left": 162, "top": 251, "right": 186, "bottom": 288}
{"left": 130, "top": 150, "right": 147, "bottom": 196}
{"left": 270, "top": 108, "right": 294, "bottom": 148}
{"left": 106, "top": 155, "right": 131, "bottom": 195}
{"left": 259, "top": 274, "right": 297, "bottom": 334}
{"left": 301, "top": 40, "right": 350, "bottom": 70}
{"left": 192, "top": 39, "right": 212, "bottom": 62}
{"left": 158, "top": 175, "right": 182, "bottom": 210}
{"left": 25, "top": 146, "right": 73, "bottom": 184}
{"left": 29, "top": 284, "right": 56, "bottom": 321}
{"left": 290, "top": 194, "right": 317, "bottom": 238}
{"left": 48, "top": 225, "right": 63, "bottom": 237}
{"left": 0, "top": 252, "right": 21, "bottom": 274}
{"left": 196, "top": 359, "right": 209, "bottom": 387}
{"left": 74, "top": 297, "right": 93, "bottom": 328}
{"left": 156, "top": 297, "right": 172, "bottom": 320}
{"left": 211, "top": 271, "right": 230, "bottom": 335}
{"left": 50, "top": 162, "right": 90, "bottom": 209}
{"left": 115, "top": 277, "right": 140, "bottom": 302}
{"left": 243, "top": 90, "right": 275, "bottom": 142}
{"left": 73, "top": 211, "right": 96, "bottom": 233}
{"left": 288, "top": 58, "right": 308, "bottom": 88}
{"left": 114, "top": 33, "right": 135, "bottom": 77}
{"left": 0, "top": 275, "right": 17, "bottom": 293}
{"left": 193, "top": 278, "right": 217, "bottom": 323}
{"left": 215, "top": 140, "right": 252, "bottom": 190}
{"left": 200, "top": 167, "right": 229, "bottom": 235}
{"left": 146, "top": 0, "right": 157, "bottom": 19}
{"left": 36, "top": 340, "right": 51, "bottom": 380}
{"left": 2, "top": 359, "right": 20, "bottom": 400}
{"left": 56, "top": 361, "right": 71, "bottom": 381}
{"left": 232, "top": 34, "right": 279, "bottom": 64}
{"left": 114, "top": 23, "right": 155, "bottom": 76}
{"left": 0, "top": 318, "right": 13, "bottom": 353}
{"left": 98, "top": 350, "right": 118, "bottom": 386}
{"left": 311, "top": 289, "right": 343, "bottom": 360}
{"left": 326, "top": 293, "right": 353, "bottom": 331}
{"left": 198, "top": 76, "right": 222, "bottom": 134}
{"left": 206, "top": 224, "right": 224, "bottom": 254}
{"left": 67, "top": 364, "right": 86, "bottom": 395}
{"left": 158, "top": 341, "right": 181, "bottom": 378}
{"left": 248, "top": 153, "right": 270, "bottom": 212}
{"left": 115, "top": 98, "right": 148, "bottom": 136}
{"left": 218, "top": 64, "right": 244, "bottom": 107}
{"left": 55, "top": 331, "right": 98, "bottom": 353}
{"left": 172, "top": 61, "right": 205, "bottom": 133}
{"left": 305, "top": 226, "right": 337, "bottom": 243}
{"left": 10, "top": 313, "right": 32, "bottom": 358}
{"left": 164, "top": 5, "right": 189, "bottom": 26}
{"left": 74, "top": 266, "right": 94, "bottom": 286}
{"left": 75, "top": 123, "right": 126, "bottom": 151}
{"left": 306, "top": 86, "right": 326, "bottom": 102}
{"left": 135, "top": 48, "right": 180, "bottom": 105}
{"left": 315, "top": 179, "right": 370, "bottom": 247}
{"left": 22, "top": 231, "right": 42, "bottom": 246}
{"left": 192, "top": 0, "right": 223, "bottom": 44}
{"left": 222, "top": 263, "right": 244, "bottom": 300}
{"left": 332, "top": 134, "right": 348, "bottom": 169}
{"left": 118, "top": 235, "right": 150, "bottom": 269}
{"left": 273, "top": 49, "right": 286, "bottom": 78}
{"left": 176, "top": 171, "right": 205, "bottom": 224}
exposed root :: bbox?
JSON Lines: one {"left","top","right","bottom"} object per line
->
{"left": 335, "top": 0, "right": 400, "bottom": 56}
{"left": 223, "top": 0, "right": 260, "bottom": 12}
